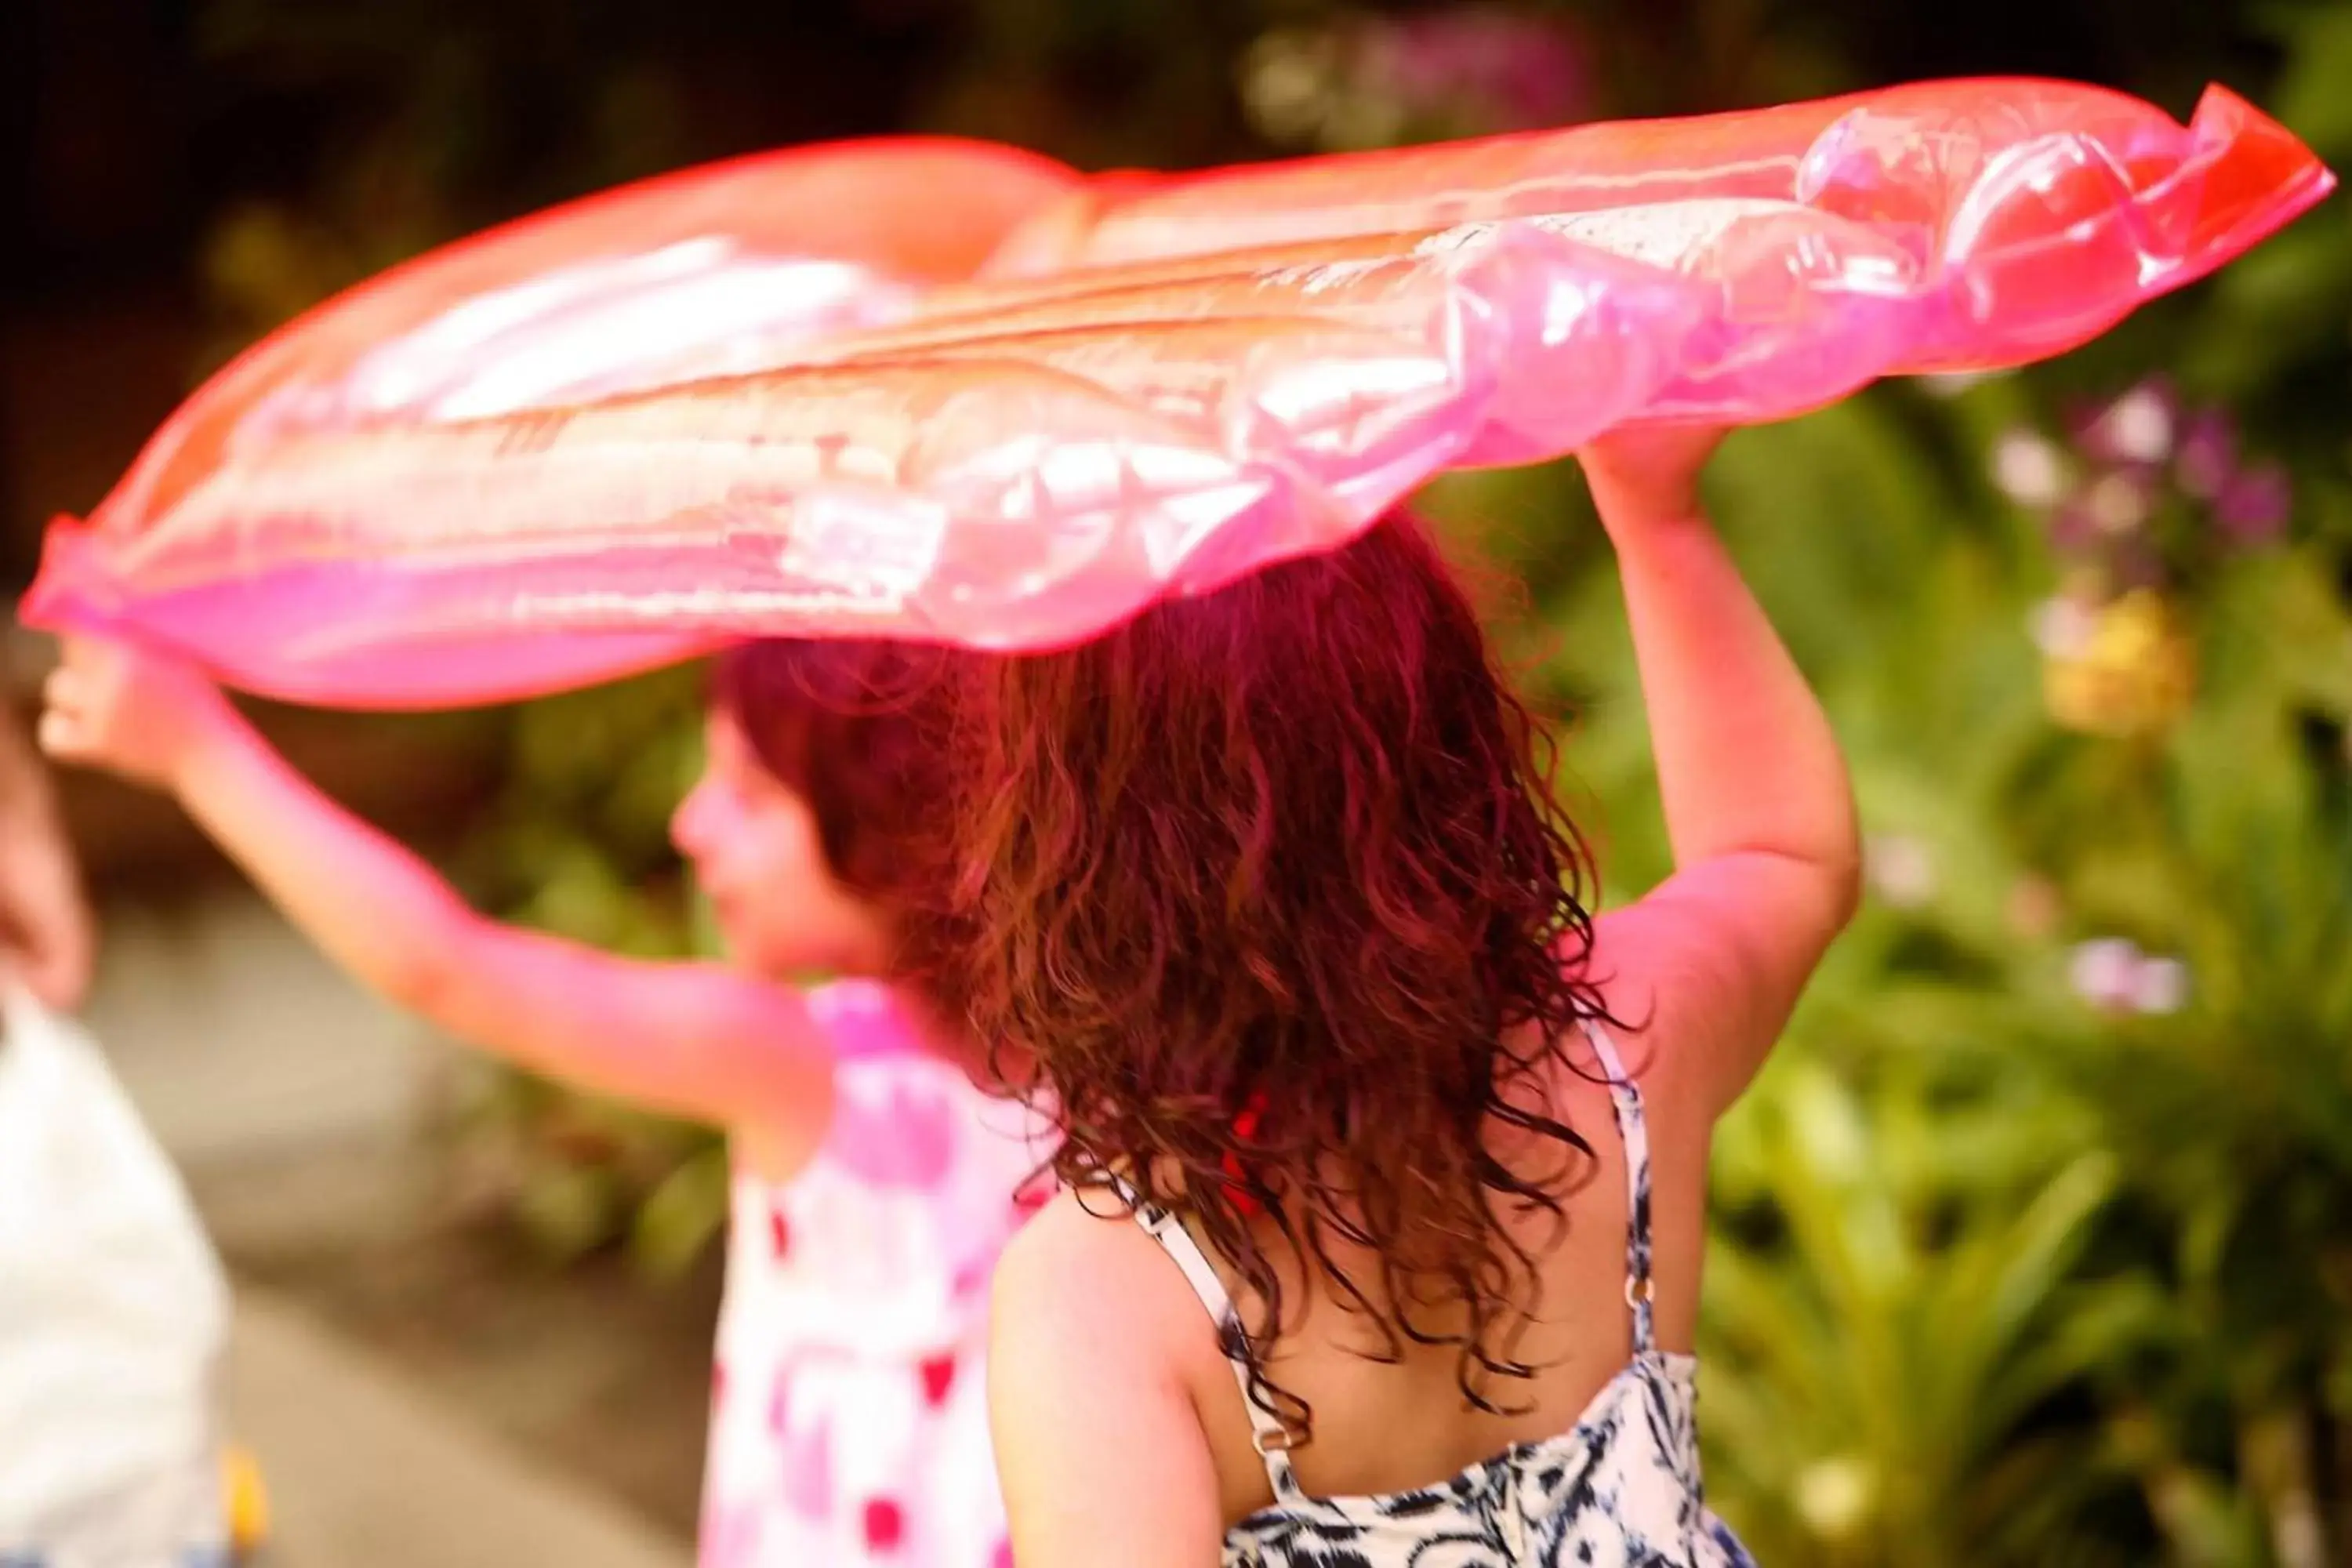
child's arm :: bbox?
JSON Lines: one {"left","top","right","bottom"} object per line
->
{"left": 0, "top": 702, "right": 93, "bottom": 1010}
{"left": 41, "top": 637, "right": 833, "bottom": 1153}
{"left": 1580, "top": 427, "right": 1861, "bottom": 1114}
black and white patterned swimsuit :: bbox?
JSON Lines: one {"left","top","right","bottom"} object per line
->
{"left": 1112, "top": 1025, "right": 1758, "bottom": 1567}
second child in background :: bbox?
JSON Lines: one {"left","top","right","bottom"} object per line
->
{"left": 42, "top": 635, "right": 1048, "bottom": 1568}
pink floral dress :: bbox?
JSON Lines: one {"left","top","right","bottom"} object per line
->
{"left": 699, "top": 980, "right": 1052, "bottom": 1568}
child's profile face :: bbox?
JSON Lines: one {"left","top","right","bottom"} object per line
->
{"left": 670, "top": 709, "right": 889, "bottom": 975}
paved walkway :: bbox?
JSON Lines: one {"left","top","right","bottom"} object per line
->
{"left": 230, "top": 1289, "right": 684, "bottom": 1568}
{"left": 82, "top": 895, "right": 441, "bottom": 1170}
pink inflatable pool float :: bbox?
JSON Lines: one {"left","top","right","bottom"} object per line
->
{"left": 25, "top": 79, "right": 2332, "bottom": 707}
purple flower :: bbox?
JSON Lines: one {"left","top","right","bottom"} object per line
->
{"left": 2069, "top": 938, "right": 2190, "bottom": 1016}
{"left": 2215, "top": 459, "right": 2291, "bottom": 546}
{"left": 1358, "top": 7, "right": 1589, "bottom": 133}
{"left": 2085, "top": 470, "right": 2156, "bottom": 536}
{"left": 2070, "top": 938, "right": 2143, "bottom": 1012}
{"left": 2131, "top": 957, "right": 2189, "bottom": 1016}
{"left": 2045, "top": 496, "right": 2100, "bottom": 553}
{"left": 2071, "top": 379, "right": 2178, "bottom": 470}
{"left": 2030, "top": 595, "right": 2099, "bottom": 658}
{"left": 2174, "top": 408, "right": 2238, "bottom": 499}
{"left": 1991, "top": 430, "right": 2067, "bottom": 506}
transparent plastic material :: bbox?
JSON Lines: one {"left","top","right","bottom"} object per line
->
{"left": 986, "top": 80, "right": 2331, "bottom": 379}
{"left": 30, "top": 136, "right": 1080, "bottom": 702}
{"left": 24, "top": 80, "right": 2332, "bottom": 707}
{"left": 33, "top": 220, "right": 1702, "bottom": 702}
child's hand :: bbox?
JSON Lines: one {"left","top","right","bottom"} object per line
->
{"left": 0, "top": 722, "right": 93, "bottom": 1011}
{"left": 1579, "top": 424, "right": 1730, "bottom": 528}
{"left": 38, "top": 637, "right": 241, "bottom": 792}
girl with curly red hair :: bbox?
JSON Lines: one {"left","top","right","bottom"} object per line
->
{"left": 913, "top": 428, "right": 1858, "bottom": 1566}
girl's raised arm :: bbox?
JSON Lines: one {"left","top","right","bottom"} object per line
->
{"left": 43, "top": 637, "right": 833, "bottom": 1159}
{"left": 1579, "top": 428, "right": 1861, "bottom": 1115}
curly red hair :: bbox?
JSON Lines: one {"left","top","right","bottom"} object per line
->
{"left": 898, "top": 514, "right": 1617, "bottom": 1435}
